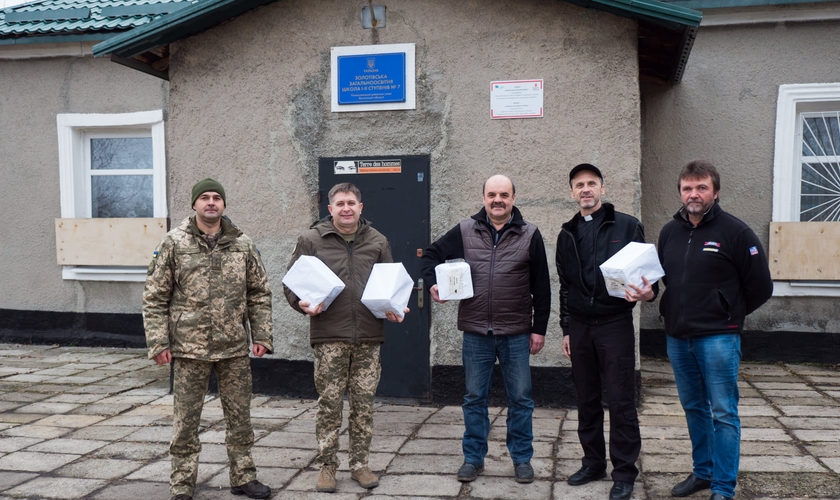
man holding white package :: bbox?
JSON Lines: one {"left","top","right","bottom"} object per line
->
{"left": 422, "top": 174, "right": 551, "bottom": 485}
{"left": 555, "top": 163, "right": 657, "bottom": 500}
{"left": 283, "top": 182, "right": 407, "bottom": 493}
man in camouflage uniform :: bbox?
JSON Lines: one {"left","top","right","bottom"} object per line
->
{"left": 284, "top": 182, "right": 407, "bottom": 493}
{"left": 143, "top": 178, "right": 273, "bottom": 500}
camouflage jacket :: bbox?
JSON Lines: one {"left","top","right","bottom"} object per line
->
{"left": 142, "top": 216, "right": 273, "bottom": 360}
{"left": 284, "top": 216, "right": 392, "bottom": 345}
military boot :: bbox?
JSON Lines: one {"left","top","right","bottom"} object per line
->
{"left": 316, "top": 464, "right": 337, "bottom": 493}
{"left": 351, "top": 466, "right": 379, "bottom": 489}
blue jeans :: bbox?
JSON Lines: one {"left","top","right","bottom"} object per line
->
{"left": 667, "top": 333, "right": 741, "bottom": 499}
{"left": 462, "top": 331, "right": 534, "bottom": 466}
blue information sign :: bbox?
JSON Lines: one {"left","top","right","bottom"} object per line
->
{"left": 337, "top": 52, "right": 406, "bottom": 105}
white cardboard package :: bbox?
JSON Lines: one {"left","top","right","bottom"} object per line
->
{"left": 599, "top": 242, "right": 665, "bottom": 298}
{"left": 281, "top": 255, "right": 345, "bottom": 310}
{"left": 361, "top": 263, "right": 414, "bottom": 319}
{"left": 434, "top": 261, "right": 474, "bottom": 300}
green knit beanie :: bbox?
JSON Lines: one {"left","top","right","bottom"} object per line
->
{"left": 191, "top": 178, "right": 226, "bottom": 207}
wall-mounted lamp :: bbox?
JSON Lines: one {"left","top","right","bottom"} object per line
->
{"left": 361, "top": 4, "right": 386, "bottom": 29}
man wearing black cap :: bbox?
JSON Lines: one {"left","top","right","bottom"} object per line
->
{"left": 143, "top": 178, "right": 273, "bottom": 500}
{"left": 555, "top": 164, "right": 657, "bottom": 500}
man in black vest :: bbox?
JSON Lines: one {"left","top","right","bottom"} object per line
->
{"left": 556, "top": 164, "right": 657, "bottom": 500}
{"left": 422, "top": 174, "right": 551, "bottom": 485}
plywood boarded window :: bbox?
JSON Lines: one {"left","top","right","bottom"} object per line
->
{"left": 56, "top": 110, "right": 167, "bottom": 281}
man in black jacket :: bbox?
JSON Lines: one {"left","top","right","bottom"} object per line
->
{"left": 658, "top": 160, "right": 773, "bottom": 500}
{"left": 422, "top": 175, "right": 551, "bottom": 485}
{"left": 555, "top": 164, "right": 657, "bottom": 500}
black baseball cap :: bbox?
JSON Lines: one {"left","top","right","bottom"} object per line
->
{"left": 568, "top": 163, "right": 603, "bottom": 187}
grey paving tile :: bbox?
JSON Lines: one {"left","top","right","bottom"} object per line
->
{"left": 778, "top": 417, "right": 840, "bottom": 430}
{"left": 94, "top": 414, "right": 167, "bottom": 427}
{"left": 64, "top": 425, "right": 137, "bottom": 441}
{"left": 752, "top": 382, "right": 813, "bottom": 390}
{"left": 251, "top": 445, "right": 316, "bottom": 469}
{"left": 740, "top": 455, "right": 824, "bottom": 472}
{"left": 823, "top": 457, "right": 840, "bottom": 473}
{"left": 741, "top": 441, "right": 804, "bottom": 456}
{"left": 0, "top": 436, "right": 43, "bottom": 453}
{"left": 93, "top": 442, "right": 167, "bottom": 461}
{"left": 34, "top": 414, "right": 106, "bottom": 428}
{"left": 5, "top": 476, "right": 106, "bottom": 499}
{"left": 641, "top": 453, "right": 693, "bottom": 473}
{"left": 468, "top": 475, "right": 553, "bottom": 499}
{"left": 399, "top": 438, "right": 462, "bottom": 455}
{"left": 126, "top": 459, "right": 224, "bottom": 483}
{"left": 0, "top": 413, "right": 45, "bottom": 425}
{"left": 123, "top": 425, "right": 172, "bottom": 443}
{"left": 0, "top": 425, "right": 70, "bottom": 440}
{"left": 27, "top": 438, "right": 108, "bottom": 455}
{"left": 54, "top": 457, "right": 144, "bottom": 479}
{"left": 14, "top": 402, "right": 80, "bottom": 414}
{"left": 805, "top": 442, "right": 840, "bottom": 457}
{"left": 414, "top": 423, "right": 464, "bottom": 440}
{"left": 0, "top": 451, "right": 80, "bottom": 472}
{"left": 70, "top": 403, "right": 136, "bottom": 416}
{"left": 0, "top": 471, "right": 38, "bottom": 491}
{"left": 741, "top": 428, "right": 791, "bottom": 441}
{"left": 366, "top": 473, "right": 463, "bottom": 497}
{"left": 43, "top": 393, "right": 107, "bottom": 404}
{"left": 85, "top": 480, "right": 172, "bottom": 500}
{"left": 0, "top": 392, "right": 50, "bottom": 403}
{"left": 779, "top": 406, "right": 840, "bottom": 417}
{"left": 386, "top": 453, "right": 462, "bottom": 474}
{"left": 792, "top": 429, "right": 840, "bottom": 442}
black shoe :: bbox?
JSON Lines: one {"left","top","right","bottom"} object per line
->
{"left": 671, "top": 473, "right": 712, "bottom": 497}
{"left": 610, "top": 481, "right": 634, "bottom": 500}
{"left": 171, "top": 496, "right": 192, "bottom": 500}
{"left": 514, "top": 462, "right": 534, "bottom": 483}
{"left": 709, "top": 494, "right": 733, "bottom": 500}
{"left": 230, "top": 479, "right": 271, "bottom": 499}
{"left": 457, "top": 462, "right": 484, "bottom": 482}
{"left": 567, "top": 465, "right": 607, "bottom": 486}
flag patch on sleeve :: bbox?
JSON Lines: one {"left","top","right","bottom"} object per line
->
{"left": 750, "top": 246, "right": 759, "bottom": 256}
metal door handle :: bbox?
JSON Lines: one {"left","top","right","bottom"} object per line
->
{"left": 413, "top": 278, "right": 424, "bottom": 309}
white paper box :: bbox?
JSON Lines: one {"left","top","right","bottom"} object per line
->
{"left": 361, "top": 263, "right": 414, "bottom": 319}
{"left": 434, "top": 261, "right": 474, "bottom": 300}
{"left": 282, "top": 255, "right": 345, "bottom": 311}
{"left": 599, "top": 242, "right": 665, "bottom": 298}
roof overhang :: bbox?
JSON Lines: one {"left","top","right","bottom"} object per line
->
{"left": 563, "top": 0, "right": 701, "bottom": 84}
{"left": 92, "top": 0, "right": 279, "bottom": 80}
{"left": 92, "top": 0, "right": 701, "bottom": 85}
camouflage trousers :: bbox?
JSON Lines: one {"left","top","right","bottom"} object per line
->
{"left": 313, "top": 341, "right": 381, "bottom": 470}
{"left": 170, "top": 356, "right": 256, "bottom": 497}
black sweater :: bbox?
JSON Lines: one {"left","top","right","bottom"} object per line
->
{"left": 657, "top": 203, "right": 773, "bottom": 339}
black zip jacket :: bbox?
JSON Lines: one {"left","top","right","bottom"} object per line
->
{"left": 556, "top": 203, "right": 658, "bottom": 336}
{"left": 657, "top": 203, "right": 773, "bottom": 339}
{"left": 421, "top": 206, "right": 552, "bottom": 336}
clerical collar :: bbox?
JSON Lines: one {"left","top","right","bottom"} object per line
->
{"left": 581, "top": 205, "right": 605, "bottom": 222}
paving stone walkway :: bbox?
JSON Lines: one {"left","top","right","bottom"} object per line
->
{"left": 0, "top": 344, "right": 837, "bottom": 499}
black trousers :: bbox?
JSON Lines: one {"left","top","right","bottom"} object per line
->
{"left": 569, "top": 315, "right": 641, "bottom": 483}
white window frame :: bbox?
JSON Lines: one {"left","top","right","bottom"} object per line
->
{"left": 772, "top": 83, "right": 840, "bottom": 296}
{"left": 56, "top": 110, "right": 166, "bottom": 282}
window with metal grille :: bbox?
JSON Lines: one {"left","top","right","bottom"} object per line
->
{"left": 799, "top": 112, "right": 840, "bottom": 221}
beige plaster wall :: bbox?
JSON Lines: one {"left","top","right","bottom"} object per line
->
{"left": 640, "top": 20, "right": 840, "bottom": 332}
{"left": 166, "top": 0, "right": 641, "bottom": 365}
{"left": 0, "top": 54, "right": 169, "bottom": 314}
